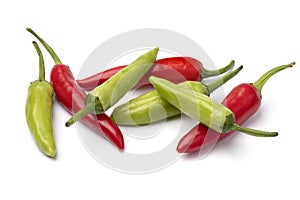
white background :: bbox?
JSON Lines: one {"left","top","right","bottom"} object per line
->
{"left": 1, "top": 0, "right": 300, "bottom": 199}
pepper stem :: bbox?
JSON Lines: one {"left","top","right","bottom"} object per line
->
{"left": 26, "top": 28, "right": 62, "bottom": 65}
{"left": 206, "top": 65, "right": 243, "bottom": 94}
{"left": 65, "top": 103, "right": 95, "bottom": 127}
{"left": 252, "top": 62, "right": 295, "bottom": 96}
{"left": 201, "top": 60, "right": 235, "bottom": 78}
{"left": 32, "top": 41, "right": 45, "bottom": 81}
{"left": 231, "top": 123, "right": 278, "bottom": 137}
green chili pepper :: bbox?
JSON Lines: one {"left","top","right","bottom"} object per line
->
{"left": 66, "top": 47, "right": 159, "bottom": 127}
{"left": 25, "top": 41, "right": 56, "bottom": 157}
{"left": 111, "top": 63, "right": 242, "bottom": 125}
{"left": 149, "top": 76, "right": 278, "bottom": 137}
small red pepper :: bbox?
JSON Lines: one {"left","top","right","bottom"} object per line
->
{"left": 27, "top": 28, "right": 124, "bottom": 151}
{"left": 177, "top": 62, "right": 295, "bottom": 153}
{"left": 77, "top": 57, "right": 234, "bottom": 90}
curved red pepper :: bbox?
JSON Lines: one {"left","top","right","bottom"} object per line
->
{"left": 177, "top": 63, "right": 295, "bottom": 153}
{"left": 27, "top": 28, "right": 124, "bottom": 151}
{"left": 77, "top": 57, "right": 234, "bottom": 90}
{"left": 177, "top": 84, "right": 261, "bottom": 153}
{"left": 51, "top": 64, "right": 124, "bottom": 150}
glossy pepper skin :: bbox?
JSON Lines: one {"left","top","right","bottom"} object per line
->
{"left": 66, "top": 48, "right": 159, "bottom": 127}
{"left": 177, "top": 62, "right": 295, "bottom": 153}
{"left": 26, "top": 28, "right": 124, "bottom": 151}
{"left": 77, "top": 57, "right": 234, "bottom": 91}
{"left": 150, "top": 76, "right": 278, "bottom": 137}
{"left": 111, "top": 63, "right": 241, "bottom": 125}
{"left": 51, "top": 64, "right": 124, "bottom": 150}
{"left": 25, "top": 42, "right": 56, "bottom": 157}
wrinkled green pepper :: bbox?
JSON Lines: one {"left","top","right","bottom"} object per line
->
{"left": 149, "top": 76, "right": 278, "bottom": 137}
{"left": 25, "top": 41, "right": 56, "bottom": 157}
{"left": 111, "top": 63, "right": 242, "bottom": 125}
{"left": 66, "top": 47, "right": 159, "bottom": 126}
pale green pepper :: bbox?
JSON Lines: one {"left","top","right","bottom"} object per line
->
{"left": 149, "top": 76, "right": 278, "bottom": 137}
{"left": 25, "top": 41, "right": 56, "bottom": 157}
{"left": 66, "top": 48, "right": 159, "bottom": 126}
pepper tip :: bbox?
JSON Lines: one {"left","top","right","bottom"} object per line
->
{"left": 148, "top": 75, "right": 158, "bottom": 83}
{"left": 151, "top": 47, "right": 159, "bottom": 57}
{"left": 176, "top": 145, "right": 184, "bottom": 153}
{"left": 43, "top": 147, "right": 57, "bottom": 158}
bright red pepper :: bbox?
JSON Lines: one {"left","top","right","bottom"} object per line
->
{"left": 77, "top": 57, "right": 234, "bottom": 90}
{"left": 177, "top": 62, "right": 295, "bottom": 153}
{"left": 27, "top": 28, "right": 124, "bottom": 151}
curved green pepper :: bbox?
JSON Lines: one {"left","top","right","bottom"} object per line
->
{"left": 25, "top": 41, "right": 56, "bottom": 157}
{"left": 149, "top": 76, "right": 278, "bottom": 137}
{"left": 111, "top": 62, "right": 242, "bottom": 125}
{"left": 66, "top": 47, "right": 159, "bottom": 127}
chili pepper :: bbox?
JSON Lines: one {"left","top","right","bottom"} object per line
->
{"left": 65, "top": 48, "right": 159, "bottom": 127}
{"left": 77, "top": 57, "right": 234, "bottom": 90}
{"left": 111, "top": 64, "right": 242, "bottom": 125}
{"left": 25, "top": 41, "right": 56, "bottom": 157}
{"left": 26, "top": 28, "right": 124, "bottom": 151}
{"left": 177, "top": 62, "right": 295, "bottom": 153}
{"left": 149, "top": 76, "right": 278, "bottom": 137}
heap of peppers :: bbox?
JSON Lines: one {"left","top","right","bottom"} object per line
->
{"left": 26, "top": 28, "right": 125, "bottom": 151}
{"left": 177, "top": 62, "right": 295, "bottom": 153}
{"left": 25, "top": 27, "right": 295, "bottom": 159}
{"left": 111, "top": 63, "right": 241, "bottom": 125}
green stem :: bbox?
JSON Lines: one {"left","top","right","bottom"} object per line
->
{"left": 231, "top": 123, "right": 278, "bottom": 137}
{"left": 206, "top": 65, "right": 243, "bottom": 94}
{"left": 26, "top": 28, "right": 62, "bottom": 64}
{"left": 201, "top": 60, "right": 235, "bottom": 78}
{"left": 65, "top": 103, "right": 95, "bottom": 127}
{"left": 32, "top": 41, "right": 45, "bottom": 81}
{"left": 252, "top": 62, "right": 295, "bottom": 95}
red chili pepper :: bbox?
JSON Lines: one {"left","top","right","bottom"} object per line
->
{"left": 27, "top": 28, "right": 124, "bottom": 151}
{"left": 177, "top": 62, "right": 295, "bottom": 153}
{"left": 77, "top": 57, "right": 234, "bottom": 90}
